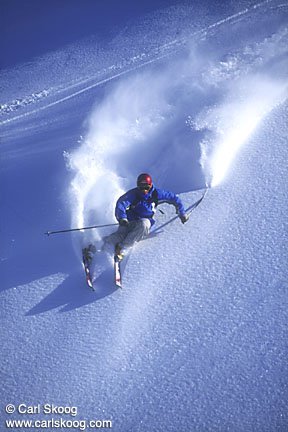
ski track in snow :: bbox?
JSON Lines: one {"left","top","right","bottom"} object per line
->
{"left": 0, "top": 0, "right": 285, "bottom": 126}
{"left": 1, "top": 1, "right": 288, "bottom": 431}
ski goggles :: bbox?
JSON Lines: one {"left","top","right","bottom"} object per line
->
{"left": 138, "top": 184, "right": 152, "bottom": 191}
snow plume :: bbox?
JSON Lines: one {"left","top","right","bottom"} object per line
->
{"left": 66, "top": 49, "right": 212, "bottom": 245}
{"left": 66, "top": 45, "right": 216, "bottom": 241}
{"left": 194, "top": 24, "right": 288, "bottom": 187}
{"left": 65, "top": 70, "right": 174, "bottom": 244}
{"left": 198, "top": 75, "right": 287, "bottom": 187}
{"left": 66, "top": 17, "right": 288, "bottom": 240}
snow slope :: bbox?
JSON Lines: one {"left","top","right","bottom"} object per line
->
{"left": 1, "top": 1, "right": 288, "bottom": 431}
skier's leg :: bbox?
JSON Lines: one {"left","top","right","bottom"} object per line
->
{"left": 121, "top": 218, "right": 151, "bottom": 251}
{"left": 102, "top": 226, "right": 128, "bottom": 252}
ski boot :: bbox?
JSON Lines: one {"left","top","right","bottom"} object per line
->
{"left": 115, "top": 243, "right": 124, "bottom": 261}
{"left": 82, "top": 244, "right": 96, "bottom": 264}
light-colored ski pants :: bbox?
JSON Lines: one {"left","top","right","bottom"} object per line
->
{"left": 104, "top": 218, "right": 151, "bottom": 253}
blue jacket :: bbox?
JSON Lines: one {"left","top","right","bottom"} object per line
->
{"left": 115, "top": 185, "right": 185, "bottom": 226}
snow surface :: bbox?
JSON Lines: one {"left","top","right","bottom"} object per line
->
{"left": 1, "top": 1, "right": 288, "bottom": 431}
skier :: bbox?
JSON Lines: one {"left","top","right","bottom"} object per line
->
{"left": 103, "top": 173, "right": 188, "bottom": 260}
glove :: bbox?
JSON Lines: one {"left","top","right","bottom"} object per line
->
{"left": 180, "top": 213, "right": 189, "bottom": 224}
{"left": 119, "top": 218, "right": 129, "bottom": 227}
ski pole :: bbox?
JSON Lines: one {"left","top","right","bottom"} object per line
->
{"left": 45, "top": 223, "right": 118, "bottom": 236}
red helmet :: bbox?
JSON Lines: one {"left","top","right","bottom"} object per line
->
{"left": 137, "top": 173, "right": 152, "bottom": 190}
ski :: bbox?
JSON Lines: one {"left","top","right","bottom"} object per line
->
{"left": 114, "top": 255, "right": 122, "bottom": 288}
{"left": 82, "top": 249, "right": 95, "bottom": 291}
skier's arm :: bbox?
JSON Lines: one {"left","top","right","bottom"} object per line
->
{"left": 115, "top": 190, "right": 136, "bottom": 222}
{"left": 156, "top": 188, "right": 188, "bottom": 222}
